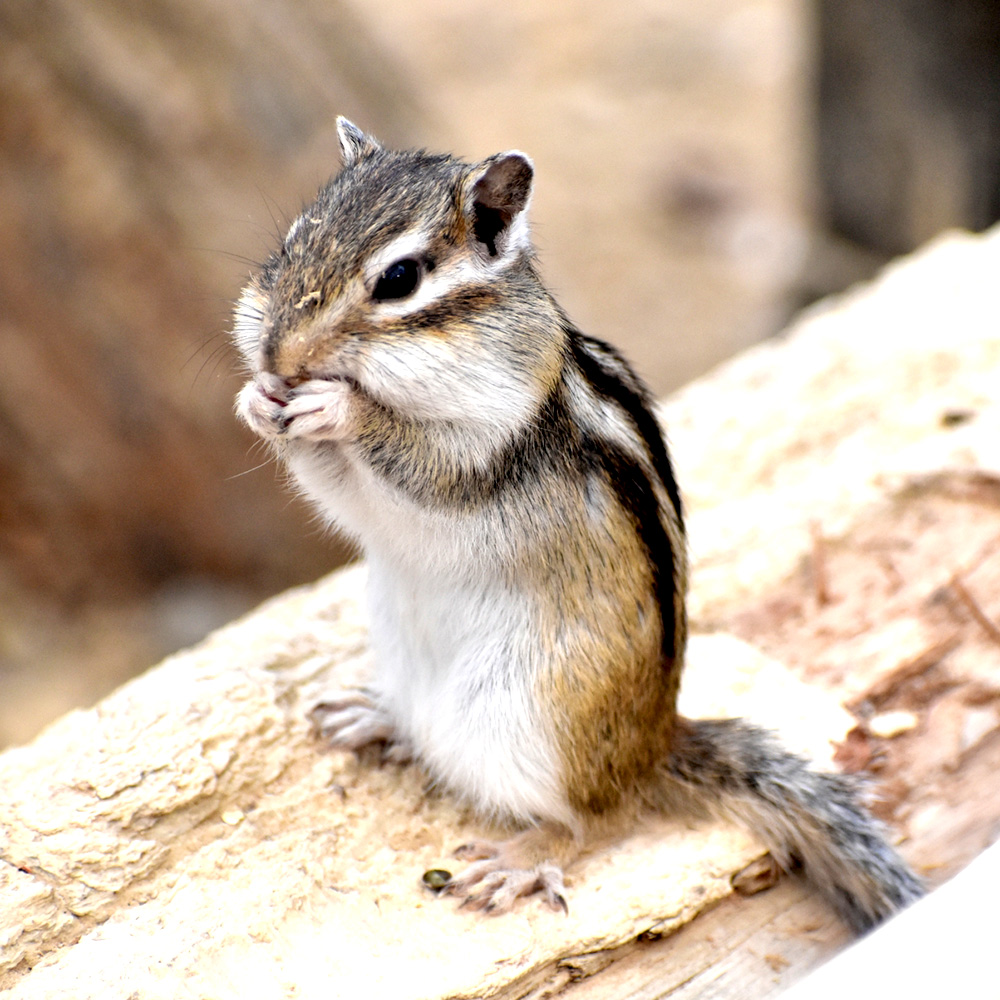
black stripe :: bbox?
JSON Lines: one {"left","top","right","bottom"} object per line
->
{"left": 580, "top": 434, "right": 679, "bottom": 663}
{"left": 568, "top": 330, "right": 684, "bottom": 529}
{"left": 568, "top": 330, "right": 684, "bottom": 664}
{"left": 358, "top": 384, "right": 573, "bottom": 507}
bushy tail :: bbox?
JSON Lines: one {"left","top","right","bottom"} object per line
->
{"left": 666, "top": 717, "right": 924, "bottom": 934}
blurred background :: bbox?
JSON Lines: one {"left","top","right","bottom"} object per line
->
{"left": 1, "top": 0, "right": 998, "bottom": 747}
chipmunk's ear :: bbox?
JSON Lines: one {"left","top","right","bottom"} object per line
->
{"left": 336, "top": 117, "right": 382, "bottom": 166}
{"left": 465, "top": 152, "right": 534, "bottom": 260}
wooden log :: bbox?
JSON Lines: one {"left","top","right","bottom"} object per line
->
{"left": 1, "top": 226, "right": 999, "bottom": 996}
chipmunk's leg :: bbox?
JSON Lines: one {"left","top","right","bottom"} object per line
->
{"left": 310, "top": 693, "right": 412, "bottom": 763}
{"left": 443, "top": 823, "right": 578, "bottom": 914}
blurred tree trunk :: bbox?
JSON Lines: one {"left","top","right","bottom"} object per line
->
{"left": 816, "top": 0, "right": 1000, "bottom": 257}
{"left": 0, "top": 0, "right": 425, "bottom": 606}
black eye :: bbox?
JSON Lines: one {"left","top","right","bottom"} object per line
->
{"left": 372, "top": 258, "right": 421, "bottom": 301}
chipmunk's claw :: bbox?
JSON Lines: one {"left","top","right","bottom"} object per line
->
{"left": 444, "top": 859, "right": 568, "bottom": 915}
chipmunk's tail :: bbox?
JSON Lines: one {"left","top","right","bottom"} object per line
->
{"left": 664, "top": 717, "right": 924, "bottom": 934}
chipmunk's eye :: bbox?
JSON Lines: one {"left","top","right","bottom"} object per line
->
{"left": 373, "top": 258, "right": 421, "bottom": 302}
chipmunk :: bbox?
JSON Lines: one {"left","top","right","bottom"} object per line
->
{"left": 233, "top": 118, "right": 923, "bottom": 931}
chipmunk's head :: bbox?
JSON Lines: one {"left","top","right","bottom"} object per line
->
{"left": 233, "top": 118, "right": 562, "bottom": 425}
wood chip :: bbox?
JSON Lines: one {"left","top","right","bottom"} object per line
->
{"left": 868, "top": 711, "right": 920, "bottom": 739}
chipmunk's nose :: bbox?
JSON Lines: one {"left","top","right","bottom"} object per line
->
{"left": 262, "top": 325, "right": 319, "bottom": 383}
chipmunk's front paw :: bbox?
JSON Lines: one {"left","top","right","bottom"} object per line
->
{"left": 279, "top": 378, "right": 355, "bottom": 441}
{"left": 444, "top": 854, "right": 568, "bottom": 915}
{"left": 237, "top": 375, "right": 355, "bottom": 442}
{"left": 309, "top": 692, "right": 411, "bottom": 762}
{"left": 236, "top": 372, "right": 290, "bottom": 440}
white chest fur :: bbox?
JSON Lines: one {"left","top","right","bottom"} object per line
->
{"left": 287, "top": 443, "right": 571, "bottom": 828}
{"left": 365, "top": 558, "right": 570, "bottom": 827}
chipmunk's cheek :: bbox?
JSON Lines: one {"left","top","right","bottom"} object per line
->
{"left": 236, "top": 379, "right": 288, "bottom": 439}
